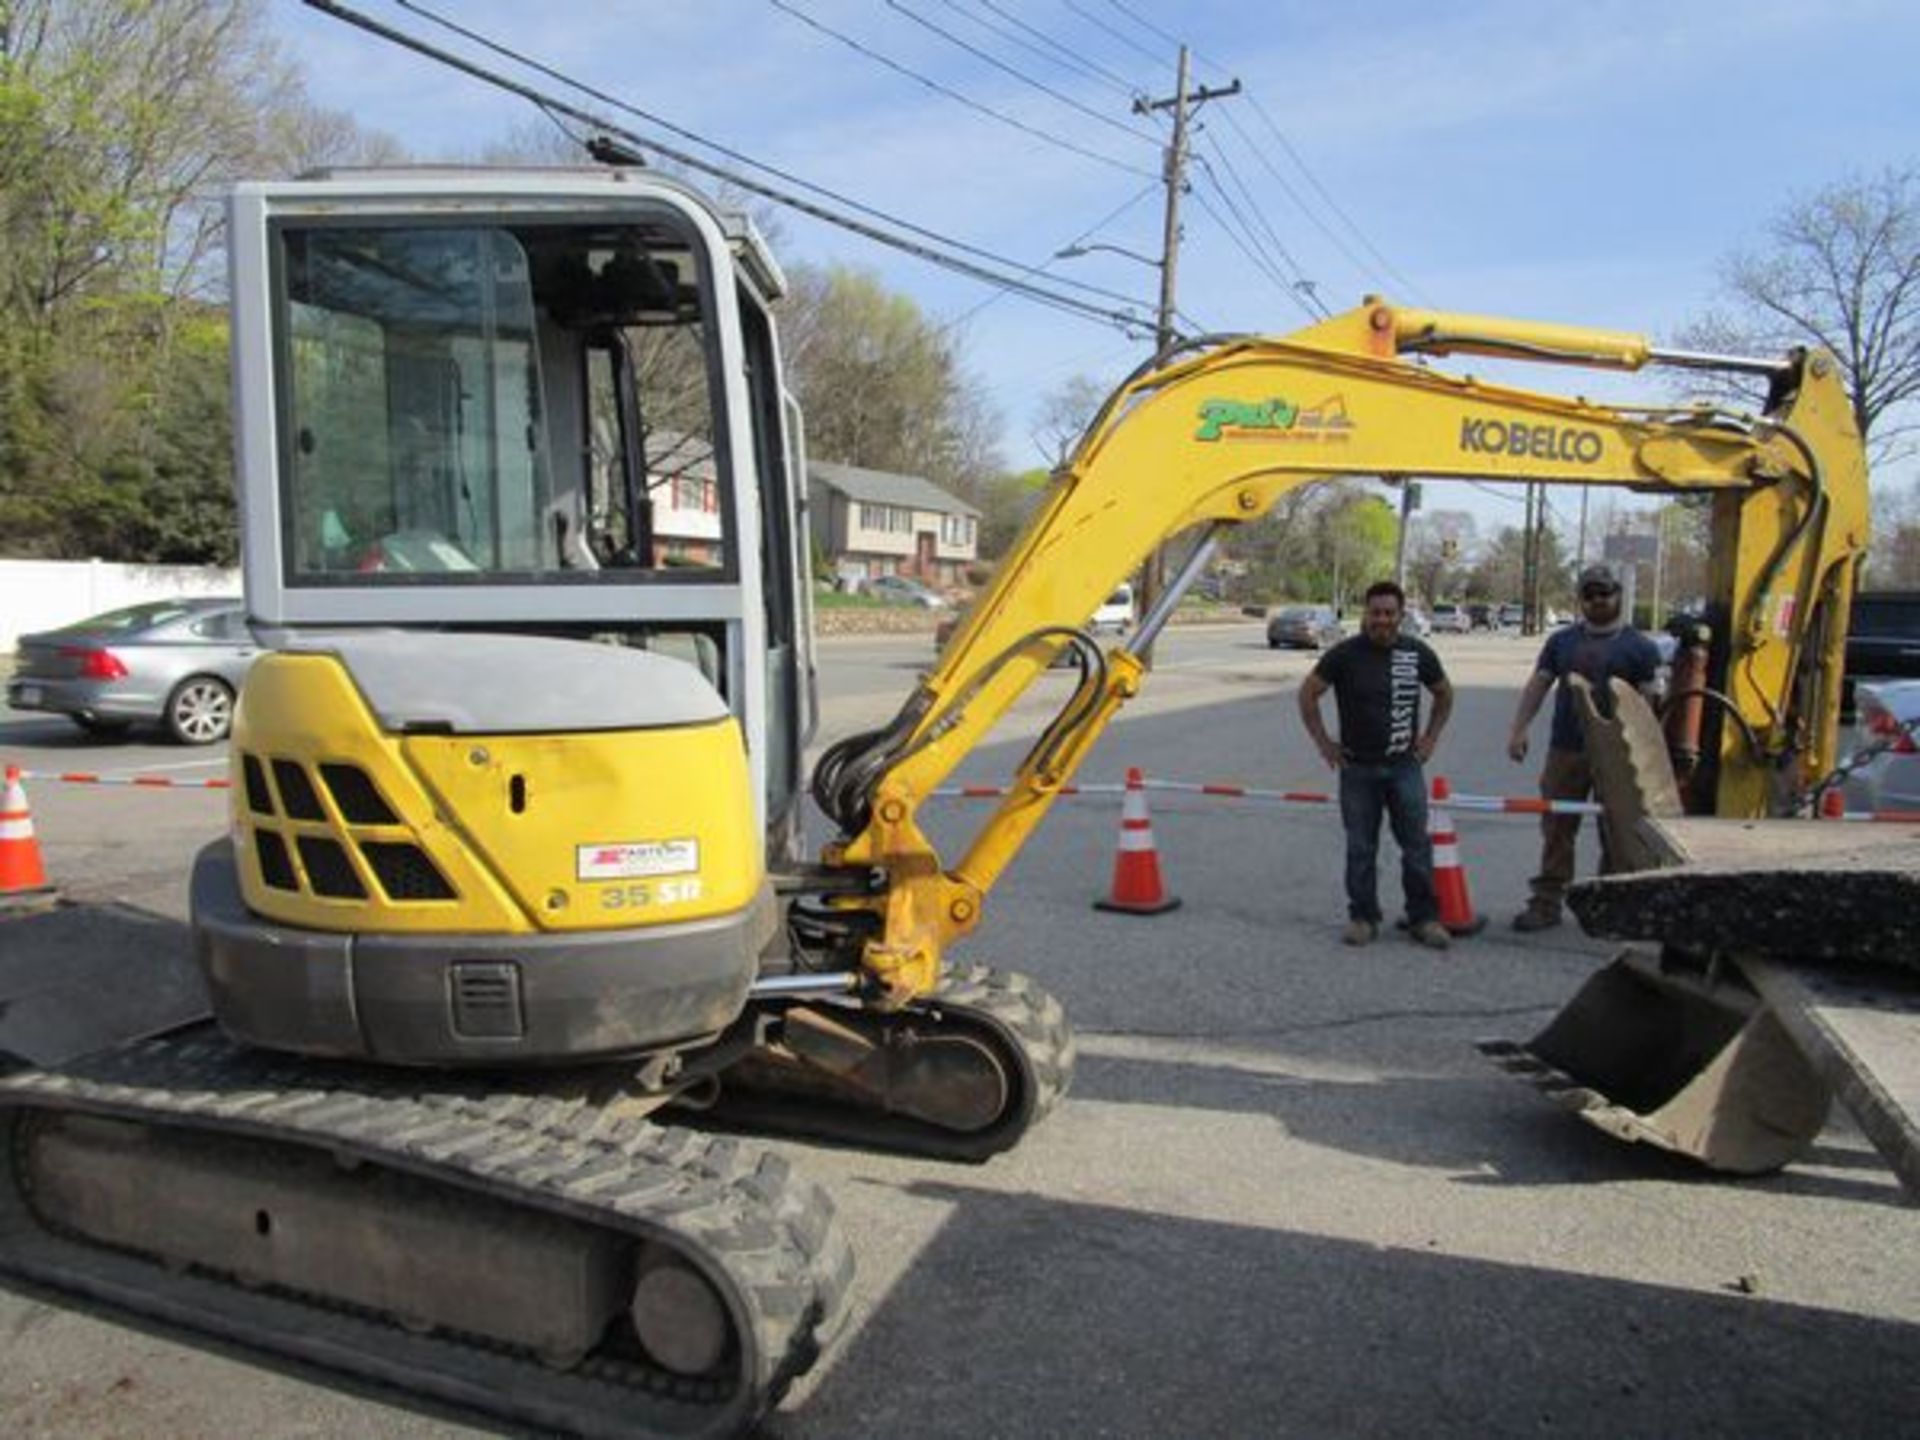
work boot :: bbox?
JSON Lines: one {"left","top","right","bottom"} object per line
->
{"left": 1341, "top": 919, "right": 1377, "bottom": 947}
{"left": 1511, "top": 900, "right": 1562, "bottom": 933}
{"left": 1409, "top": 919, "right": 1452, "bottom": 950}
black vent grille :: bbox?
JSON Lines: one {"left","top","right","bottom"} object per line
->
{"left": 321, "top": 763, "right": 398, "bottom": 825}
{"left": 244, "top": 754, "right": 457, "bottom": 909}
{"left": 296, "top": 836, "right": 366, "bottom": 899}
{"left": 272, "top": 760, "right": 324, "bottom": 821}
{"left": 361, "top": 842, "right": 457, "bottom": 902}
{"left": 242, "top": 755, "right": 274, "bottom": 816}
{"left": 450, "top": 962, "right": 525, "bottom": 1039}
{"left": 254, "top": 830, "right": 297, "bottom": 891}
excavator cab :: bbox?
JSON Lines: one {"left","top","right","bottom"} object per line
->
{"left": 199, "top": 169, "right": 817, "bottom": 1064}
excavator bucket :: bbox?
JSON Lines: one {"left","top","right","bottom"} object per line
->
{"left": 1479, "top": 678, "right": 1829, "bottom": 1174}
{"left": 1479, "top": 948, "right": 1830, "bottom": 1172}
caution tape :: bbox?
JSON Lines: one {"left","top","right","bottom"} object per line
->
{"left": 933, "top": 776, "right": 1920, "bottom": 824}
{"left": 14, "top": 768, "right": 230, "bottom": 791}
{"left": 13, "top": 764, "right": 1916, "bottom": 824}
{"left": 931, "top": 776, "right": 1607, "bottom": 818}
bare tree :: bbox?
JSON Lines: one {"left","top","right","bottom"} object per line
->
{"left": 1030, "top": 374, "right": 1111, "bottom": 467}
{"left": 778, "top": 261, "right": 1003, "bottom": 496}
{"left": 1676, "top": 166, "right": 1920, "bottom": 465}
{"left": 1869, "top": 476, "right": 1920, "bottom": 586}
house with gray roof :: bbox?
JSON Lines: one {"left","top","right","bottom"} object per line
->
{"left": 807, "top": 459, "right": 980, "bottom": 591}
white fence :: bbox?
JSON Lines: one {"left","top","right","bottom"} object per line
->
{"left": 0, "top": 558, "right": 240, "bottom": 652}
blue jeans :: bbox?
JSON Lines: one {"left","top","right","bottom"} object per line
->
{"left": 1338, "top": 758, "right": 1438, "bottom": 925}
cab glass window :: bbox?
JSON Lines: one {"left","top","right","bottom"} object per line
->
{"left": 275, "top": 220, "right": 730, "bottom": 585}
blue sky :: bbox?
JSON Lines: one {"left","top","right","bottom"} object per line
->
{"left": 273, "top": 0, "right": 1918, "bottom": 532}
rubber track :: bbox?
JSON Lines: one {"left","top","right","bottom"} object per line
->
{"left": 0, "top": 1028, "right": 852, "bottom": 1439}
{"left": 706, "top": 963, "right": 1078, "bottom": 1161}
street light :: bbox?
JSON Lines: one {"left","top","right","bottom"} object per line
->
{"left": 1054, "top": 242, "right": 1163, "bottom": 271}
{"left": 1056, "top": 237, "right": 1186, "bottom": 663}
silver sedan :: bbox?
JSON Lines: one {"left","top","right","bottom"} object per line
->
{"left": 6, "top": 598, "right": 257, "bottom": 744}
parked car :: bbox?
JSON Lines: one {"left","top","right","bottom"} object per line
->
{"left": 1091, "top": 583, "right": 1134, "bottom": 635}
{"left": 6, "top": 598, "right": 256, "bottom": 744}
{"left": 865, "top": 574, "right": 949, "bottom": 609}
{"left": 1842, "top": 589, "right": 1920, "bottom": 720}
{"left": 1840, "top": 680, "right": 1920, "bottom": 815}
{"left": 1467, "top": 602, "right": 1494, "bottom": 631}
{"left": 1266, "top": 604, "right": 1343, "bottom": 650}
{"left": 1429, "top": 603, "right": 1471, "bottom": 635}
{"left": 1401, "top": 606, "right": 1432, "bottom": 639}
{"left": 1496, "top": 603, "right": 1525, "bottom": 631}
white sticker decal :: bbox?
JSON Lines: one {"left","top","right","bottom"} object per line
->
{"left": 577, "top": 838, "right": 700, "bottom": 882}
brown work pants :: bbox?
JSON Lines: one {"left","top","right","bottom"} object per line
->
{"left": 1528, "top": 745, "right": 1617, "bottom": 908}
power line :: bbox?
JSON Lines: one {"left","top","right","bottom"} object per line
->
{"left": 940, "top": 181, "right": 1162, "bottom": 336}
{"left": 1097, "top": 0, "right": 1184, "bottom": 52}
{"left": 963, "top": 0, "right": 1142, "bottom": 98}
{"left": 1242, "top": 92, "right": 1429, "bottom": 304}
{"left": 1191, "top": 138, "right": 1323, "bottom": 312}
{"left": 885, "top": 0, "right": 1159, "bottom": 146}
{"left": 1187, "top": 185, "right": 1321, "bottom": 324}
{"left": 319, "top": 1, "right": 1153, "bottom": 332}
{"left": 1216, "top": 105, "right": 1378, "bottom": 297}
{"left": 384, "top": 0, "right": 1143, "bottom": 312}
{"left": 392, "top": 0, "right": 1134, "bottom": 303}
{"left": 1061, "top": 0, "right": 1165, "bottom": 69}
{"left": 1092, "top": 0, "right": 1426, "bottom": 304}
{"left": 765, "top": 0, "right": 1157, "bottom": 180}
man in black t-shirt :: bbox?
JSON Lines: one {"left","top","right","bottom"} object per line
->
{"left": 1297, "top": 580, "right": 1455, "bottom": 949}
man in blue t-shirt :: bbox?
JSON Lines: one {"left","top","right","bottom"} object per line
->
{"left": 1504, "top": 562, "right": 1662, "bottom": 931}
{"left": 1298, "top": 580, "right": 1455, "bottom": 950}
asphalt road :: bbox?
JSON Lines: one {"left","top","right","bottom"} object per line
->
{"left": 2, "top": 625, "right": 1917, "bottom": 1438}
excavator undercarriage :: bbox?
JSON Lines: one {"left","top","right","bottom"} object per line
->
{"left": 0, "top": 900, "right": 1071, "bottom": 1436}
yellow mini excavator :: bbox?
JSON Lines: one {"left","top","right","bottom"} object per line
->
{"left": 0, "top": 164, "right": 1869, "bottom": 1437}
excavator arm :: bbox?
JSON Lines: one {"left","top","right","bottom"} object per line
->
{"left": 810, "top": 300, "right": 1869, "bottom": 1003}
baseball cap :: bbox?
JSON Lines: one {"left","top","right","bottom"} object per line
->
{"left": 1578, "top": 562, "right": 1622, "bottom": 594}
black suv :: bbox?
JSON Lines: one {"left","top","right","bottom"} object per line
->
{"left": 1843, "top": 589, "right": 1920, "bottom": 718}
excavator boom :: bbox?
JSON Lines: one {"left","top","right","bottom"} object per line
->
{"left": 813, "top": 301, "right": 1868, "bottom": 1003}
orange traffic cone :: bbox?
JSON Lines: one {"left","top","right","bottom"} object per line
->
{"left": 1819, "top": 788, "right": 1846, "bottom": 819}
{"left": 1428, "top": 775, "right": 1485, "bottom": 936}
{"left": 1, "top": 764, "right": 55, "bottom": 905}
{"left": 1094, "top": 767, "right": 1181, "bottom": 915}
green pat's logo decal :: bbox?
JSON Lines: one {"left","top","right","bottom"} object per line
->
{"left": 1195, "top": 395, "right": 1353, "bottom": 443}
{"left": 1196, "top": 397, "right": 1296, "bottom": 441}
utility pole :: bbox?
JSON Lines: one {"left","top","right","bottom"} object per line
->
{"left": 1650, "top": 505, "right": 1667, "bottom": 629}
{"left": 1129, "top": 47, "right": 1239, "bottom": 665}
{"left": 1519, "top": 482, "right": 1538, "bottom": 634}
{"left": 1393, "top": 481, "right": 1419, "bottom": 590}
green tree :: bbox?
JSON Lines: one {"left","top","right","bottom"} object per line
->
{"left": 1314, "top": 490, "right": 1399, "bottom": 613}
{"left": 1468, "top": 522, "right": 1575, "bottom": 608}
{"left": 975, "top": 467, "right": 1049, "bottom": 558}
{"left": 1221, "top": 481, "right": 1398, "bottom": 606}
{"left": 0, "top": 0, "right": 395, "bottom": 562}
